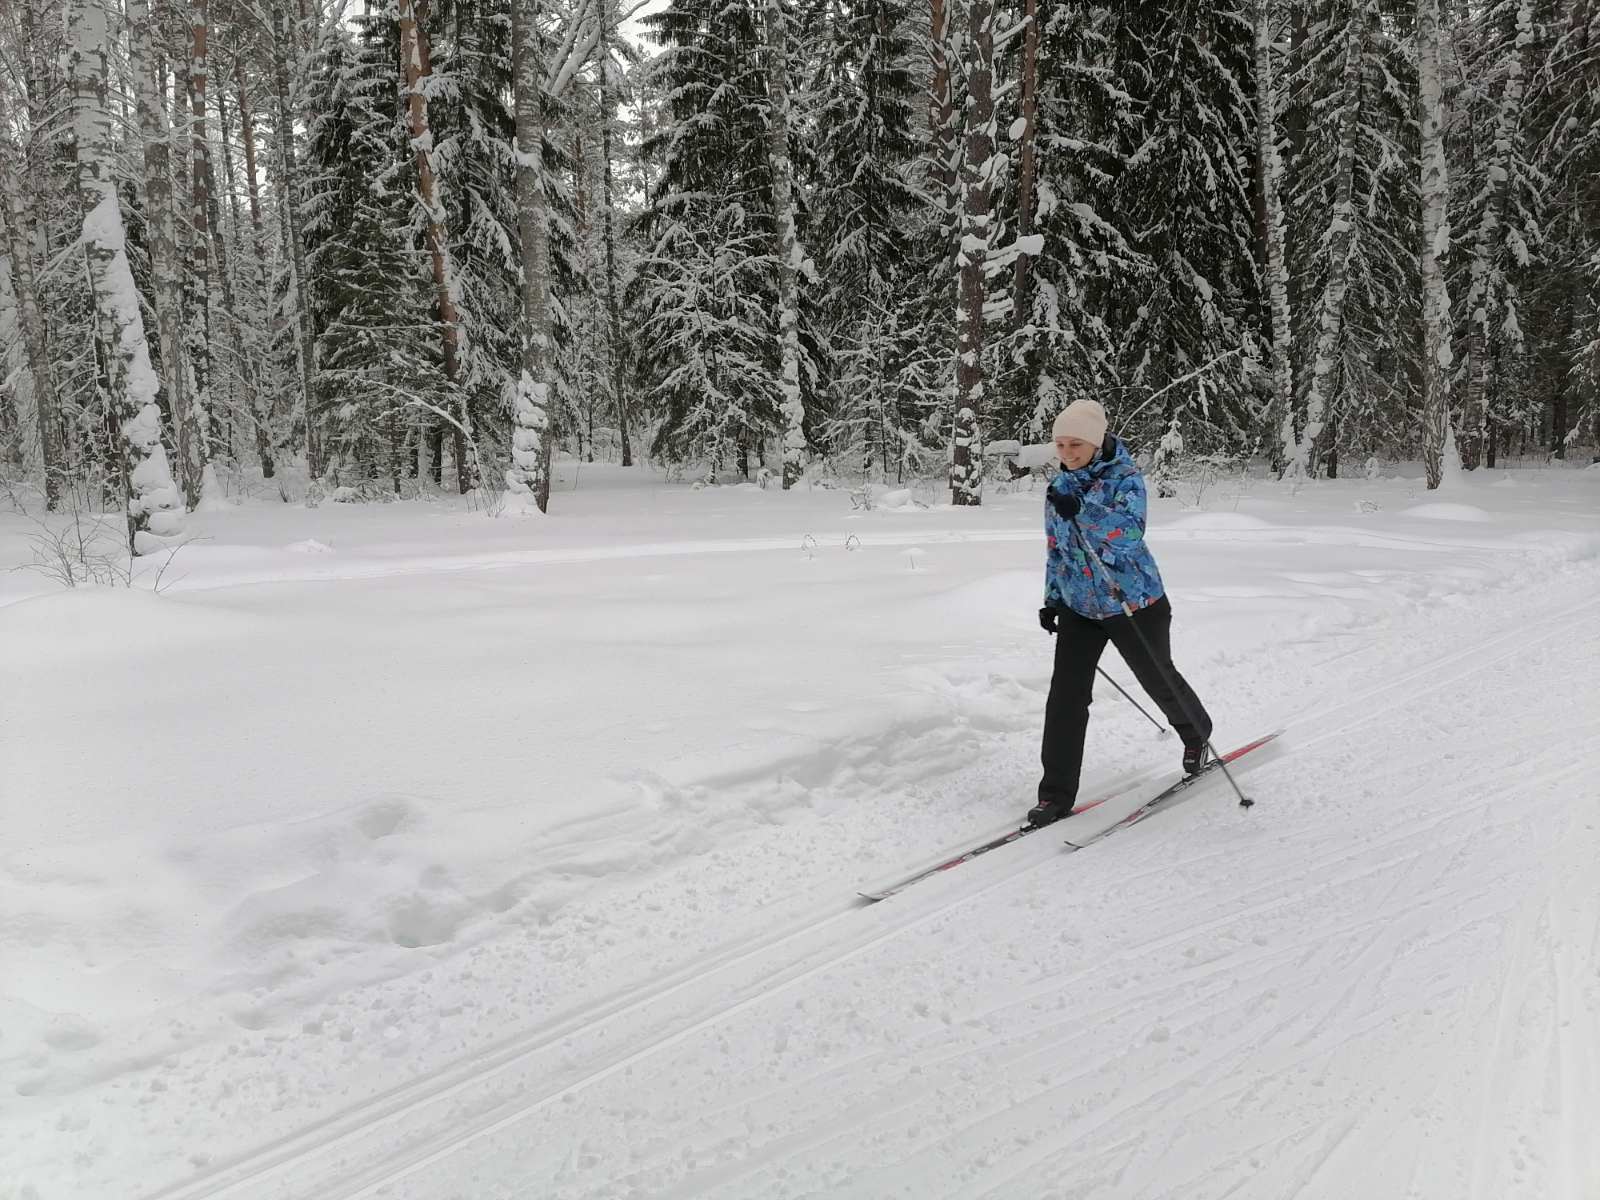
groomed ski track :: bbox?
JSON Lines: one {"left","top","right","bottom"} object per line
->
{"left": 139, "top": 589, "right": 1600, "bottom": 1200}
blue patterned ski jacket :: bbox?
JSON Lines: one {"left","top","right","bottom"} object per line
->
{"left": 1044, "top": 436, "right": 1166, "bottom": 619}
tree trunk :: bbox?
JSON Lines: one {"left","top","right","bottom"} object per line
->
{"left": 598, "top": 23, "right": 632, "bottom": 467}
{"left": 952, "top": 0, "right": 995, "bottom": 507}
{"left": 1285, "top": 1, "right": 1370, "bottom": 479}
{"left": 1460, "top": 0, "right": 1532, "bottom": 469}
{"left": 928, "top": 0, "right": 957, "bottom": 241}
{"left": 765, "top": 0, "right": 807, "bottom": 488}
{"left": 234, "top": 52, "right": 276, "bottom": 477}
{"left": 217, "top": 44, "right": 274, "bottom": 479}
{"left": 128, "top": 0, "right": 190, "bottom": 508}
{"left": 269, "top": 3, "right": 321, "bottom": 479}
{"left": 1013, "top": 0, "right": 1039, "bottom": 323}
{"left": 0, "top": 136, "right": 65, "bottom": 508}
{"left": 506, "top": 0, "right": 554, "bottom": 513}
{"left": 397, "top": 0, "right": 473, "bottom": 493}
{"left": 1255, "top": 0, "right": 1294, "bottom": 469}
{"left": 178, "top": 0, "right": 213, "bottom": 507}
{"left": 68, "top": 0, "right": 184, "bottom": 552}
{"left": 1417, "top": 0, "right": 1454, "bottom": 490}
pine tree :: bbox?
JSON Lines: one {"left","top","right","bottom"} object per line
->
{"left": 636, "top": 0, "right": 787, "bottom": 475}
{"left": 802, "top": 0, "right": 927, "bottom": 480}
{"left": 302, "top": 21, "right": 447, "bottom": 489}
{"left": 1282, "top": 0, "right": 1416, "bottom": 477}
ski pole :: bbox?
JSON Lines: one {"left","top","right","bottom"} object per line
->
{"left": 1069, "top": 517, "right": 1254, "bottom": 808}
{"left": 1095, "top": 666, "right": 1170, "bottom": 734}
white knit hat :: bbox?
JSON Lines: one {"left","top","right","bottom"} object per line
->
{"left": 1052, "top": 399, "right": 1107, "bottom": 445}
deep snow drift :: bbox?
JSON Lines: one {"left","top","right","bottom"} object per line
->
{"left": 2, "top": 459, "right": 1597, "bottom": 1200}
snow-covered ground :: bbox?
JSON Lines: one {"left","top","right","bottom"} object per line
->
{"left": 2, "top": 459, "right": 1598, "bottom": 1200}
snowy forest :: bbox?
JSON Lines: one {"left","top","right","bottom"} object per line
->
{"left": 1, "top": 0, "right": 1598, "bottom": 552}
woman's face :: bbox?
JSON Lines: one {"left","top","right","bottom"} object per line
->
{"left": 1054, "top": 436, "right": 1097, "bottom": 471}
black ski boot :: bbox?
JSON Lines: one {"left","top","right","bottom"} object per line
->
{"left": 1182, "top": 741, "right": 1210, "bottom": 776}
{"left": 1026, "top": 796, "right": 1076, "bottom": 827}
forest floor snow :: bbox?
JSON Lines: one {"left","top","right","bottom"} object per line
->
{"left": 2, "top": 459, "right": 1598, "bottom": 1199}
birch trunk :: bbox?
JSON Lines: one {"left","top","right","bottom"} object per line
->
{"left": 598, "top": 24, "right": 632, "bottom": 467}
{"left": 505, "top": 0, "right": 554, "bottom": 513}
{"left": 0, "top": 137, "right": 65, "bottom": 508}
{"left": 1417, "top": 0, "right": 1454, "bottom": 490}
{"left": 1285, "top": 1, "right": 1369, "bottom": 479}
{"left": 952, "top": 0, "right": 995, "bottom": 507}
{"left": 269, "top": 3, "right": 321, "bottom": 479}
{"left": 68, "top": 0, "right": 184, "bottom": 552}
{"left": 397, "top": 0, "right": 473, "bottom": 492}
{"left": 1459, "top": 0, "right": 1531, "bottom": 470}
{"left": 765, "top": 0, "right": 807, "bottom": 488}
{"left": 1255, "top": 0, "right": 1294, "bottom": 464}
{"left": 128, "top": 0, "right": 189, "bottom": 502}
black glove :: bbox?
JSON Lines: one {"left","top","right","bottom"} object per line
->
{"left": 1046, "top": 488, "right": 1081, "bottom": 520}
{"left": 1039, "top": 606, "right": 1058, "bottom": 634}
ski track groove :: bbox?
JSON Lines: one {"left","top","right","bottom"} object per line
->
{"left": 265, "top": 842, "right": 1081, "bottom": 1200}
{"left": 140, "top": 592, "right": 1597, "bottom": 1200}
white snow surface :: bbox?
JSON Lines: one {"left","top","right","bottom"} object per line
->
{"left": 3, "top": 462, "right": 1599, "bottom": 1200}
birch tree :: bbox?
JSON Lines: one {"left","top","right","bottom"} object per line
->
{"left": 1417, "top": 0, "right": 1454, "bottom": 489}
{"left": 67, "top": 0, "right": 184, "bottom": 551}
{"left": 505, "top": 0, "right": 555, "bottom": 512}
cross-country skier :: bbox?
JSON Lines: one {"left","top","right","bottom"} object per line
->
{"left": 1030, "top": 399, "right": 1214, "bottom": 827}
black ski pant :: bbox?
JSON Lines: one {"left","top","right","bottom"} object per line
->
{"left": 1039, "top": 595, "right": 1212, "bottom": 809}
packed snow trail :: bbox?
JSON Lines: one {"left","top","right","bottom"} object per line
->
{"left": 336, "top": 606, "right": 1597, "bottom": 1200}
{"left": 125, "top": 595, "right": 1600, "bottom": 1200}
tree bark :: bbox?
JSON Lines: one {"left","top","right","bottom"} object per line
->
{"left": 177, "top": 0, "right": 213, "bottom": 507}
{"left": 128, "top": 0, "right": 190, "bottom": 507}
{"left": 1255, "top": 0, "right": 1294, "bottom": 470}
{"left": 952, "top": 0, "right": 995, "bottom": 507}
{"left": 598, "top": 19, "right": 632, "bottom": 467}
{"left": 928, "top": 0, "right": 957, "bottom": 241}
{"left": 269, "top": 4, "right": 321, "bottom": 479}
{"left": 397, "top": 0, "right": 473, "bottom": 492}
{"left": 1013, "top": 0, "right": 1039, "bottom": 323}
{"left": 765, "top": 0, "right": 807, "bottom": 488}
{"left": 1417, "top": 0, "right": 1454, "bottom": 489}
{"left": 234, "top": 51, "right": 276, "bottom": 477}
{"left": 506, "top": 0, "right": 554, "bottom": 512}
{"left": 68, "top": 0, "right": 185, "bottom": 551}
{"left": 0, "top": 136, "right": 65, "bottom": 508}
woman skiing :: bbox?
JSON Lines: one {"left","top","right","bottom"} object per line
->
{"left": 1030, "top": 399, "right": 1214, "bottom": 827}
